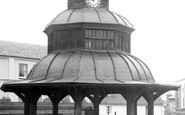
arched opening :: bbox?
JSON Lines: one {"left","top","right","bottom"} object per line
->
{"left": 41, "top": 95, "right": 52, "bottom": 115}
{"left": 59, "top": 95, "right": 74, "bottom": 115}
{"left": 82, "top": 97, "right": 93, "bottom": 115}
{"left": 137, "top": 96, "right": 148, "bottom": 115}
{"left": 154, "top": 97, "right": 164, "bottom": 115}
{"left": 100, "top": 94, "right": 127, "bottom": 115}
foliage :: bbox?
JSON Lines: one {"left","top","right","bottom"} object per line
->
{"left": 0, "top": 40, "right": 47, "bottom": 59}
{"left": 0, "top": 96, "right": 11, "bottom": 102}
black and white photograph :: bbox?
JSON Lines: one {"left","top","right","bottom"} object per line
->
{"left": 0, "top": 0, "right": 185, "bottom": 115}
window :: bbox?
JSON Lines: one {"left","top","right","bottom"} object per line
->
{"left": 85, "top": 39, "right": 92, "bottom": 49}
{"left": 106, "top": 105, "right": 112, "bottom": 115}
{"left": 85, "top": 29, "right": 115, "bottom": 50}
{"left": 19, "top": 63, "right": 28, "bottom": 79}
{"left": 145, "top": 106, "right": 148, "bottom": 115}
{"left": 100, "top": 39, "right": 107, "bottom": 50}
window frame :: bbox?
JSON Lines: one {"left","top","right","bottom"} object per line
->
{"left": 19, "top": 63, "right": 28, "bottom": 79}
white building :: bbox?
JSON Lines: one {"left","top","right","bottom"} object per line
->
{"left": 0, "top": 40, "right": 46, "bottom": 101}
{"left": 175, "top": 78, "right": 185, "bottom": 110}
{"left": 100, "top": 94, "right": 164, "bottom": 115}
{"left": 0, "top": 55, "right": 40, "bottom": 101}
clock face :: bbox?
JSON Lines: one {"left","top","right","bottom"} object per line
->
{"left": 86, "top": 0, "right": 101, "bottom": 8}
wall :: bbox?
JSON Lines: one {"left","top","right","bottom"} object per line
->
{"left": 0, "top": 55, "right": 39, "bottom": 102}
{"left": 154, "top": 105, "right": 164, "bottom": 115}
{"left": 99, "top": 104, "right": 163, "bottom": 115}
{"left": 175, "top": 79, "right": 185, "bottom": 109}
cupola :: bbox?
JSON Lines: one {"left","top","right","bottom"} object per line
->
{"left": 1, "top": 1, "right": 179, "bottom": 115}
{"left": 44, "top": 0, "right": 134, "bottom": 54}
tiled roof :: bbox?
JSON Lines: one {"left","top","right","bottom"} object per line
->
{"left": 101, "top": 94, "right": 163, "bottom": 105}
{"left": 45, "top": 8, "right": 134, "bottom": 30}
{"left": 0, "top": 40, "right": 47, "bottom": 59}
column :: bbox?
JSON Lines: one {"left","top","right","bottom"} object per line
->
{"left": 14, "top": 89, "right": 41, "bottom": 115}
{"left": 73, "top": 88, "right": 83, "bottom": 115}
{"left": 142, "top": 89, "right": 154, "bottom": 115}
{"left": 94, "top": 100, "right": 100, "bottom": 115}
{"left": 24, "top": 100, "right": 30, "bottom": 115}
{"left": 126, "top": 96, "right": 137, "bottom": 115}
{"left": 52, "top": 102, "right": 59, "bottom": 115}
{"left": 29, "top": 101, "right": 37, "bottom": 115}
{"left": 121, "top": 88, "right": 143, "bottom": 115}
{"left": 48, "top": 89, "right": 67, "bottom": 115}
{"left": 148, "top": 99, "right": 154, "bottom": 115}
{"left": 87, "top": 89, "right": 106, "bottom": 115}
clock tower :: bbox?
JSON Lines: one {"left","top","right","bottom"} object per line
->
{"left": 68, "top": 0, "right": 109, "bottom": 9}
{"left": 1, "top": 1, "right": 178, "bottom": 115}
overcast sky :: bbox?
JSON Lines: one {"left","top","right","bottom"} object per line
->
{"left": 0, "top": 0, "right": 185, "bottom": 84}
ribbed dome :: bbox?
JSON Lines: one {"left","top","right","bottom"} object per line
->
{"left": 46, "top": 8, "right": 134, "bottom": 29}
{"left": 26, "top": 50, "right": 154, "bottom": 84}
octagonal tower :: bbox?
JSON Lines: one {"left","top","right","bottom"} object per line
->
{"left": 44, "top": 0, "right": 134, "bottom": 54}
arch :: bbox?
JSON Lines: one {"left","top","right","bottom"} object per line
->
{"left": 85, "top": 88, "right": 107, "bottom": 115}
{"left": 46, "top": 88, "right": 68, "bottom": 115}
{"left": 100, "top": 94, "right": 127, "bottom": 115}
{"left": 137, "top": 96, "right": 148, "bottom": 115}
{"left": 14, "top": 88, "right": 42, "bottom": 115}
{"left": 142, "top": 88, "right": 169, "bottom": 115}
{"left": 81, "top": 96, "right": 93, "bottom": 114}
{"left": 61, "top": 95, "right": 73, "bottom": 104}
{"left": 121, "top": 88, "right": 143, "bottom": 115}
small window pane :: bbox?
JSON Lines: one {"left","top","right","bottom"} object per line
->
{"left": 92, "top": 30, "right": 95, "bottom": 38}
{"left": 100, "top": 30, "right": 103, "bottom": 38}
{"left": 85, "top": 39, "right": 89, "bottom": 49}
{"left": 95, "top": 30, "right": 99, "bottom": 38}
{"left": 89, "top": 39, "right": 92, "bottom": 49}
{"left": 19, "top": 64, "right": 28, "bottom": 79}
{"left": 108, "top": 40, "right": 115, "bottom": 50}
{"left": 91, "top": 39, "right": 96, "bottom": 50}
{"left": 108, "top": 31, "right": 111, "bottom": 39}
{"left": 88, "top": 30, "right": 91, "bottom": 38}
{"left": 85, "top": 30, "right": 89, "bottom": 38}
{"left": 101, "top": 39, "right": 107, "bottom": 50}
{"left": 103, "top": 31, "right": 106, "bottom": 39}
{"left": 85, "top": 39, "right": 92, "bottom": 49}
{"left": 95, "top": 39, "right": 100, "bottom": 49}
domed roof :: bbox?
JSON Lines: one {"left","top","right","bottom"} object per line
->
{"left": 46, "top": 8, "right": 134, "bottom": 29}
{"left": 25, "top": 50, "right": 154, "bottom": 84}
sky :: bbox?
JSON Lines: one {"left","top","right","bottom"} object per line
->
{"left": 0, "top": 0, "right": 185, "bottom": 84}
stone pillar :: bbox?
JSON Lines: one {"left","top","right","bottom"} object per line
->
{"left": 72, "top": 87, "right": 83, "bottom": 115}
{"left": 94, "top": 100, "right": 100, "bottom": 115}
{"left": 88, "top": 96, "right": 101, "bottom": 115}
{"left": 14, "top": 89, "right": 41, "bottom": 115}
{"left": 74, "top": 96, "right": 82, "bottom": 115}
{"left": 29, "top": 101, "right": 37, "bottom": 115}
{"left": 148, "top": 99, "right": 154, "bottom": 115}
{"left": 48, "top": 89, "right": 67, "bottom": 115}
{"left": 143, "top": 89, "right": 154, "bottom": 115}
{"left": 126, "top": 99, "right": 136, "bottom": 115}
{"left": 24, "top": 100, "right": 30, "bottom": 115}
{"left": 87, "top": 91, "right": 106, "bottom": 115}
{"left": 52, "top": 101, "right": 59, "bottom": 115}
{"left": 121, "top": 88, "right": 143, "bottom": 115}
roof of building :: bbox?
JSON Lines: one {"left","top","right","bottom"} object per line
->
{"left": 45, "top": 8, "right": 134, "bottom": 29}
{"left": 101, "top": 94, "right": 163, "bottom": 105}
{"left": 24, "top": 50, "right": 155, "bottom": 84}
{"left": 0, "top": 40, "right": 47, "bottom": 59}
